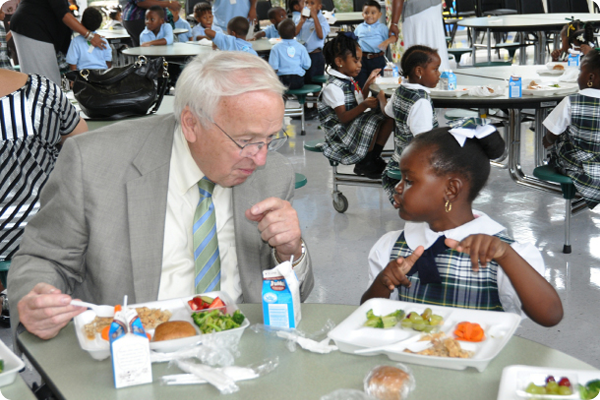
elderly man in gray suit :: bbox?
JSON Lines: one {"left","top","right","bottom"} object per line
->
{"left": 8, "top": 51, "right": 313, "bottom": 341}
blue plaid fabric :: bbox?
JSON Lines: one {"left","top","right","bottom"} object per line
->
{"left": 390, "top": 231, "right": 511, "bottom": 311}
{"left": 318, "top": 75, "right": 387, "bottom": 165}
{"left": 552, "top": 93, "right": 600, "bottom": 209}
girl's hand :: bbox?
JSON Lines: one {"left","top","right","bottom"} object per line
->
{"left": 377, "top": 90, "right": 386, "bottom": 103}
{"left": 378, "top": 246, "right": 424, "bottom": 290}
{"left": 363, "top": 96, "right": 378, "bottom": 109}
{"left": 366, "top": 68, "right": 381, "bottom": 85}
{"left": 445, "top": 235, "right": 509, "bottom": 272}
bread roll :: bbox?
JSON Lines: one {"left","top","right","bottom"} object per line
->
{"left": 365, "top": 365, "right": 410, "bottom": 400}
{"left": 153, "top": 321, "right": 197, "bottom": 342}
{"left": 553, "top": 64, "right": 565, "bottom": 71}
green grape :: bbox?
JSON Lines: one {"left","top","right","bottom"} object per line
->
{"left": 412, "top": 321, "right": 426, "bottom": 331}
{"left": 400, "top": 319, "right": 413, "bottom": 329}
{"left": 546, "top": 381, "right": 559, "bottom": 394}
{"left": 421, "top": 308, "right": 432, "bottom": 320}
{"left": 558, "top": 386, "right": 572, "bottom": 395}
{"left": 422, "top": 324, "right": 435, "bottom": 332}
{"left": 429, "top": 315, "right": 443, "bottom": 326}
{"left": 409, "top": 313, "right": 423, "bottom": 323}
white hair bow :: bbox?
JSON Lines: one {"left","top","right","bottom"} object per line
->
{"left": 448, "top": 124, "right": 497, "bottom": 147}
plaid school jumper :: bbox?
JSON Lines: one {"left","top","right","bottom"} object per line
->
{"left": 552, "top": 93, "right": 600, "bottom": 209}
{"left": 317, "top": 76, "right": 387, "bottom": 165}
{"left": 382, "top": 85, "right": 438, "bottom": 204}
{"left": 391, "top": 232, "right": 510, "bottom": 311}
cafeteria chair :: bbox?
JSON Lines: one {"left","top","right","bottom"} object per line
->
{"left": 256, "top": 0, "right": 272, "bottom": 29}
{"left": 448, "top": 47, "right": 473, "bottom": 66}
{"left": 353, "top": 0, "right": 368, "bottom": 12}
{"left": 304, "top": 138, "right": 387, "bottom": 213}
{"left": 284, "top": 84, "right": 322, "bottom": 136}
{"left": 321, "top": 0, "right": 335, "bottom": 12}
{"left": 533, "top": 165, "right": 580, "bottom": 254}
{"left": 295, "top": 172, "right": 308, "bottom": 189}
{"left": 185, "top": 0, "right": 204, "bottom": 17}
{"left": 570, "top": 0, "right": 591, "bottom": 12}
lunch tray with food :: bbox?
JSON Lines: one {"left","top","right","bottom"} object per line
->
{"left": 537, "top": 62, "right": 569, "bottom": 76}
{"left": 430, "top": 87, "right": 469, "bottom": 97}
{"left": 0, "top": 337, "right": 26, "bottom": 387}
{"left": 73, "top": 291, "right": 249, "bottom": 361}
{"left": 522, "top": 79, "right": 578, "bottom": 96}
{"left": 497, "top": 365, "right": 600, "bottom": 400}
{"left": 328, "top": 298, "right": 520, "bottom": 372}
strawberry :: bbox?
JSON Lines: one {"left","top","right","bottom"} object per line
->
{"left": 558, "top": 377, "right": 571, "bottom": 387}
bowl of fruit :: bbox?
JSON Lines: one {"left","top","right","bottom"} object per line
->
{"left": 517, "top": 373, "right": 578, "bottom": 399}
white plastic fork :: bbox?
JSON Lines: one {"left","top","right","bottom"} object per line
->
{"left": 70, "top": 300, "right": 114, "bottom": 318}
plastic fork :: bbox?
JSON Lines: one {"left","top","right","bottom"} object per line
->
{"left": 70, "top": 300, "right": 114, "bottom": 318}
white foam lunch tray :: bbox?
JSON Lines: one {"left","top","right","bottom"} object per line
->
{"left": 522, "top": 79, "right": 578, "bottom": 96}
{"left": 0, "top": 338, "right": 25, "bottom": 387}
{"left": 328, "top": 298, "right": 521, "bottom": 372}
{"left": 497, "top": 365, "right": 600, "bottom": 400}
{"left": 430, "top": 86, "right": 469, "bottom": 97}
{"left": 73, "top": 291, "right": 249, "bottom": 361}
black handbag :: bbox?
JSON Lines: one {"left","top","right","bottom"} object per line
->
{"left": 66, "top": 56, "right": 169, "bottom": 120}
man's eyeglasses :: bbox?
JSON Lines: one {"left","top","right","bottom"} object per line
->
{"left": 212, "top": 120, "right": 288, "bottom": 158}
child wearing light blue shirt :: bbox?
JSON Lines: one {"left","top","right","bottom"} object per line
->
{"left": 354, "top": 0, "right": 396, "bottom": 89}
{"left": 66, "top": 8, "right": 112, "bottom": 70}
{"left": 295, "top": 0, "right": 330, "bottom": 84}
{"left": 205, "top": 16, "right": 258, "bottom": 56}
{"left": 140, "top": 6, "right": 174, "bottom": 46}
{"left": 253, "top": 7, "right": 286, "bottom": 40}
{"left": 269, "top": 19, "right": 311, "bottom": 89}
{"left": 172, "top": 8, "right": 192, "bottom": 42}
{"left": 213, "top": 0, "right": 252, "bottom": 31}
{"left": 191, "top": 2, "right": 223, "bottom": 40}
{"left": 289, "top": 0, "right": 304, "bottom": 24}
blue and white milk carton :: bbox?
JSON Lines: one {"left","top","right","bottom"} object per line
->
{"left": 262, "top": 259, "right": 301, "bottom": 329}
{"left": 508, "top": 75, "right": 522, "bottom": 98}
{"left": 440, "top": 70, "right": 457, "bottom": 90}
{"left": 568, "top": 51, "right": 581, "bottom": 67}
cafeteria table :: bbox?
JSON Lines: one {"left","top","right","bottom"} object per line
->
{"left": 330, "top": 11, "right": 363, "bottom": 27}
{"left": 458, "top": 13, "right": 600, "bottom": 65}
{"left": 0, "top": 374, "right": 36, "bottom": 399}
{"left": 374, "top": 65, "right": 586, "bottom": 207}
{"left": 17, "top": 303, "right": 597, "bottom": 399}
{"left": 96, "top": 28, "right": 189, "bottom": 45}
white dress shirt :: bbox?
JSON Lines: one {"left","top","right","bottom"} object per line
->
{"left": 158, "top": 127, "right": 308, "bottom": 302}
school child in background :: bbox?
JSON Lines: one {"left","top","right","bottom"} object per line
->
{"left": 140, "top": 6, "right": 174, "bottom": 46}
{"left": 66, "top": 7, "right": 112, "bottom": 70}
{"left": 191, "top": 2, "right": 223, "bottom": 41}
{"left": 318, "top": 33, "right": 394, "bottom": 179}
{"left": 550, "top": 20, "right": 595, "bottom": 61}
{"left": 205, "top": 16, "right": 258, "bottom": 56}
{"left": 288, "top": 0, "right": 304, "bottom": 24}
{"left": 361, "top": 123, "right": 563, "bottom": 328}
{"left": 568, "top": 23, "right": 595, "bottom": 58}
{"left": 379, "top": 45, "right": 441, "bottom": 204}
{"left": 543, "top": 50, "right": 600, "bottom": 209}
{"left": 252, "top": 7, "right": 286, "bottom": 40}
{"left": 103, "top": 6, "right": 122, "bottom": 29}
{"left": 354, "top": 0, "right": 396, "bottom": 90}
{"left": 296, "top": 0, "right": 330, "bottom": 85}
{"left": 269, "top": 19, "right": 311, "bottom": 89}
{"left": 172, "top": 7, "right": 191, "bottom": 42}
{"left": 0, "top": 7, "right": 12, "bottom": 70}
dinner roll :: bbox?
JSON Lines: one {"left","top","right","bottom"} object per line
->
{"left": 365, "top": 365, "right": 412, "bottom": 400}
{"left": 153, "top": 321, "right": 197, "bottom": 342}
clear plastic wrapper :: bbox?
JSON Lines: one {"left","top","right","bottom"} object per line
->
{"left": 364, "top": 363, "right": 416, "bottom": 400}
{"left": 173, "top": 359, "right": 239, "bottom": 394}
{"left": 161, "top": 357, "right": 279, "bottom": 388}
{"left": 250, "top": 320, "right": 338, "bottom": 353}
{"left": 321, "top": 389, "right": 375, "bottom": 400}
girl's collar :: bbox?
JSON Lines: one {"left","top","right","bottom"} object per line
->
{"left": 364, "top": 21, "right": 380, "bottom": 27}
{"left": 401, "top": 81, "right": 432, "bottom": 93}
{"left": 403, "top": 211, "right": 505, "bottom": 251}
{"left": 328, "top": 67, "right": 355, "bottom": 81}
{"left": 578, "top": 88, "right": 600, "bottom": 98}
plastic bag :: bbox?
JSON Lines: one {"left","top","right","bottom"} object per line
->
{"left": 364, "top": 363, "right": 416, "bottom": 400}
{"left": 250, "top": 320, "right": 338, "bottom": 353}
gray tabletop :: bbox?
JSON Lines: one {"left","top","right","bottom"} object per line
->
{"left": 457, "top": 13, "right": 600, "bottom": 31}
{"left": 0, "top": 374, "right": 36, "bottom": 399}
{"left": 122, "top": 39, "right": 273, "bottom": 58}
{"left": 97, "top": 28, "right": 189, "bottom": 40}
{"left": 17, "top": 303, "right": 596, "bottom": 400}
{"left": 331, "top": 12, "right": 363, "bottom": 26}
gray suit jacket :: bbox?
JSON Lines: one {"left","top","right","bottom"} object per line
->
{"left": 8, "top": 114, "right": 313, "bottom": 340}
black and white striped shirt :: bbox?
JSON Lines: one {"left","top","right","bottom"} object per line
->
{"left": 0, "top": 74, "right": 80, "bottom": 261}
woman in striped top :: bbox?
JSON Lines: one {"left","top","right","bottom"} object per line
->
{"left": 0, "top": 69, "right": 87, "bottom": 272}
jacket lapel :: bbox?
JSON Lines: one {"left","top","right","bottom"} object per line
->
{"left": 126, "top": 115, "right": 175, "bottom": 302}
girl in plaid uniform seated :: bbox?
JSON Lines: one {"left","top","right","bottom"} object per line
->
{"left": 543, "top": 49, "right": 600, "bottom": 210}
{"left": 380, "top": 45, "right": 441, "bottom": 204}
{"left": 318, "top": 33, "right": 394, "bottom": 179}
{"left": 362, "top": 123, "right": 563, "bottom": 327}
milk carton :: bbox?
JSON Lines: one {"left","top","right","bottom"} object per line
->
{"left": 440, "top": 70, "right": 457, "bottom": 90}
{"left": 262, "top": 260, "right": 301, "bottom": 329}
{"left": 568, "top": 51, "right": 581, "bottom": 67}
{"left": 109, "top": 305, "right": 153, "bottom": 389}
{"left": 383, "top": 63, "right": 394, "bottom": 78}
{"left": 508, "top": 75, "right": 522, "bottom": 98}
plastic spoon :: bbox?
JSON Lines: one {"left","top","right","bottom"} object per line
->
{"left": 70, "top": 300, "right": 114, "bottom": 317}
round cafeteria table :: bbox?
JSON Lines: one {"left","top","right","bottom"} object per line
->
{"left": 458, "top": 13, "right": 600, "bottom": 65}
{"left": 330, "top": 11, "right": 363, "bottom": 26}
{"left": 17, "top": 303, "right": 596, "bottom": 400}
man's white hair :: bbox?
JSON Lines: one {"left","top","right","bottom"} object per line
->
{"left": 174, "top": 52, "right": 286, "bottom": 127}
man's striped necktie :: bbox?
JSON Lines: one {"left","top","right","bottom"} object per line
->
{"left": 193, "top": 177, "right": 221, "bottom": 294}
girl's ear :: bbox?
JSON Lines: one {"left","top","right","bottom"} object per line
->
{"left": 414, "top": 65, "right": 424, "bottom": 80}
{"left": 444, "top": 176, "right": 464, "bottom": 204}
{"left": 334, "top": 56, "right": 344, "bottom": 69}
